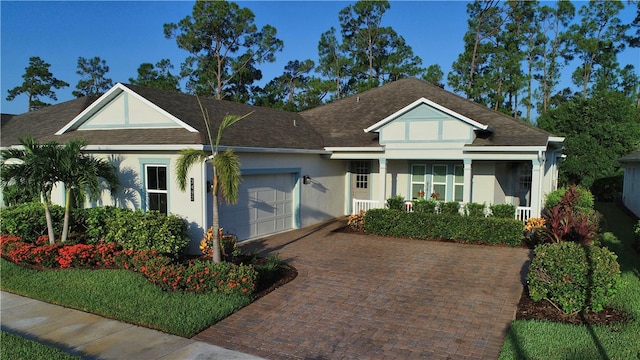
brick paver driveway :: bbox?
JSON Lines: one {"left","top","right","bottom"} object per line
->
{"left": 195, "top": 219, "right": 531, "bottom": 359}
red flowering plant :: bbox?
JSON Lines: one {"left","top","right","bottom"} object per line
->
{"left": 57, "top": 244, "right": 96, "bottom": 268}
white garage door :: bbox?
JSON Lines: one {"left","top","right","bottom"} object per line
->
{"left": 219, "top": 173, "right": 295, "bottom": 241}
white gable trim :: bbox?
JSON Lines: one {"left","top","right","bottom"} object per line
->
{"left": 55, "top": 83, "right": 199, "bottom": 135}
{"left": 364, "top": 97, "right": 491, "bottom": 133}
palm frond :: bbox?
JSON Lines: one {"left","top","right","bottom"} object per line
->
{"left": 215, "top": 112, "right": 253, "bottom": 149}
{"left": 214, "top": 149, "right": 241, "bottom": 204}
{"left": 176, "top": 149, "right": 207, "bottom": 191}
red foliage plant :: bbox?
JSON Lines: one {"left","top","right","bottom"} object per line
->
{"left": 542, "top": 185, "right": 597, "bottom": 244}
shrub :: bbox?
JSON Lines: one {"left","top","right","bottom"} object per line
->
{"left": 412, "top": 198, "right": 437, "bottom": 214}
{"left": 527, "top": 242, "right": 621, "bottom": 314}
{"left": 79, "top": 206, "right": 126, "bottom": 243}
{"left": 0, "top": 202, "right": 64, "bottom": 242}
{"left": 364, "top": 209, "right": 524, "bottom": 247}
{"left": 440, "top": 201, "right": 460, "bottom": 216}
{"left": 490, "top": 204, "right": 516, "bottom": 218}
{"left": 542, "top": 184, "right": 599, "bottom": 244}
{"left": 386, "top": 195, "right": 406, "bottom": 211}
{"left": 104, "top": 210, "right": 189, "bottom": 258}
{"left": 544, "top": 185, "right": 594, "bottom": 215}
{"left": 464, "top": 202, "right": 486, "bottom": 217}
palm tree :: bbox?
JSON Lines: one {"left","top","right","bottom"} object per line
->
{"left": 56, "top": 138, "right": 119, "bottom": 242}
{"left": 176, "top": 98, "right": 251, "bottom": 263}
{"left": 1, "top": 136, "right": 61, "bottom": 244}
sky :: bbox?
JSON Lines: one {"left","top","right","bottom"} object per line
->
{"left": 1, "top": 0, "right": 639, "bottom": 116}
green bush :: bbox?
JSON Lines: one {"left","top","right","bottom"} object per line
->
{"left": 464, "top": 202, "right": 486, "bottom": 217}
{"left": 104, "top": 210, "right": 189, "bottom": 258}
{"left": 386, "top": 195, "right": 406, "bottom": 211}
{"left": 544, "top": 186, "right": 594, "bottom": 214}
{"left": 412, "top": 198, "right": 437, "bottom": 214}
{"left": 440, "top": 201, "right": 461, "bottom": 215}
{"left": 527, "top": 241, "right": 621, "bottom": 314}
{"left": 490, "top": 203, "right": 516, "bottom": 218}
{"left": 0, "top": 202, "right": 64, "bottom": 242}
{"left": 364, "top": 209, "right": 524, "bottom": 247}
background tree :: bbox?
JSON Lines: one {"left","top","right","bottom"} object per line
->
{"left": 317, "top": 27, "right": 351, "bottom": 99}
{"left": 129, "top": 59, "right": 181, "bottom": 92}
{"left": 164, "top": 0, "right": 283, "bottom": 100}
{"left": 537, "top": 91, "right": 640, "bottom": 197}
{"left": 73, "top": 56, "right": 114, "bottom": 97}
{"left": 338, "top": 0, "right": 423, "bottom": 91}
{"left": 6, "top": 56, "right": 69, "bottom": 112}
{"left": 176, "top": 101, "right": 251, "bottom": 263}
{"left": 533, "top": 1, "right": 575, "bottom": 114}
{"left": 448, "top": 0, "right": 507, "bottom": 102}
{"left": 1, "top": 137, "right": 62, "bottom": 243}
{"left": 422, "top": 64, "right": 444, "bottom": 88}
{"left": 55, "top": 139, "right": 119, "bottom": 242}
{"left": 568, "top": 0, "right": 628, "bottom": 97}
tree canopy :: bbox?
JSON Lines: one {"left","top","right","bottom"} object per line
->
{"left": 6, "top": 56, "right": 69, "bottom": 112}
{"left": 73, "top": 56, "right": 113, "bottom": 97}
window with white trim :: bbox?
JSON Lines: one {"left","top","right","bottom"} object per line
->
{"left": 146, "top": 165, "right": 168, "bottom": 215}
{"left": 454, "top": 165, "right": 464, "bottom": 202}
{"left": 411, "top": 164, "right": 428, "bottom": 199}
{"left": 432, "top": 165, "right": 447, "bottom": 201}
{"left": 353, "top": 161, "right": 369, "bottom": 189}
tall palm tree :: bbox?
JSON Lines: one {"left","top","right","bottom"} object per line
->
{"left": 56, "top": 138, "right": 119, "bottom": 242}
{"left": 176, "top": 98, "right": 251, "bottom": 263}
{"left": 1, "top": 136, "right": 61, "bottom": 244}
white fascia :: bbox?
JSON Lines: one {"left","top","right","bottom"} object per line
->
{"left": 464, "top": 146, "right": 547, "bottom": 152}
{"left": 84, "top": 144, "right": 205, "bottom": 152}
{"left": 55, "top": 83, "right": 199, "bottom": 135}
{"left": 364, "top": 97, "right": 492, "bottom": 133}
{"left": 205, "top": 145, "right": 331, "bottom": 155}
{"left": 324, "top": 147, "right": 385, "bottom": 152}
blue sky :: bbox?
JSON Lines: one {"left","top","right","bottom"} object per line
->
{"left": 1, "top": 1, "right": 638, "bottom": 116}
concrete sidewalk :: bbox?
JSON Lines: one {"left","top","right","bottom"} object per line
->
{"left": 0, "top": 291, "right": 264, "bottom": 360}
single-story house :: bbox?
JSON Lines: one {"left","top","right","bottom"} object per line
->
{"left": 1, "top": 78, "right": 564, "bottom": 252}
{"left": 619, "top": 151, "right": 640, "bottom": 218}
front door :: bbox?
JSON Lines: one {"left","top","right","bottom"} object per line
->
{"left": 350, "top": 160, "right": 370, "bottom": 200}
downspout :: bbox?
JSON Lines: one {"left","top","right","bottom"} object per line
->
{"left": 537, "top": 150, "right": 545, "bottom": 216}
{"left": 201, "top": 159, "right": 208, "bottom": 235}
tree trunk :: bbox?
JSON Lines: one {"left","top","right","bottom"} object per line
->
{"left": 61, "top": 189, "right": 72, "bottom": 242}
{"left": 42, "top": 194, "right": 56, "bottom": 244}
{"left": 211, "top": 164, "right": 221, "bottom": 263}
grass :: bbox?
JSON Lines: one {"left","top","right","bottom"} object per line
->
{"left": 499, "top": 202, "right": 640, "bottom": 359}
{"left": 0, "top": 260, "right": 251, "bottom": 337}
{"left": 1, "top": 331, "right": 82, "bottom": 360}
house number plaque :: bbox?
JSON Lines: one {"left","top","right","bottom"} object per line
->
{"left": 190, "top": 178, "right": 194, "bottom": 201}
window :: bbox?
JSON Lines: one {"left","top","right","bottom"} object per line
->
{"left": 454, "top": 165, "right": 464, "bottom": 202}
{"left": 353, "top": 161, "right": 369, "bottom": 189}
{"left": 432, "top": 165, "right": 447, "bottom": 201}
{"left": 146, "top": 165, "right": 167, "bottom": 215}
{"left": 411, "top": 164, "right": 428, "bottom": 199}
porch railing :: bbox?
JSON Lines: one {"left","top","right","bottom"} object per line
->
{"left": 352, "top": 198, "right": 533, "bottom": 222}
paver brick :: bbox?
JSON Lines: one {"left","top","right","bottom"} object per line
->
{"left": 194, "top": 219, "right": 530, "bottom": 359}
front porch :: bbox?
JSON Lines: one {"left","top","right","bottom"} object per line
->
{"left": 352, "top": 198, "right": 533, "bottom": 222}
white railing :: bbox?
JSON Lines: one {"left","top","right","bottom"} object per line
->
{"left": 353, "top": 198, "right": 533, "bottom": 222}
{"left": 516, "top": 206, "right": 532, "bottom": 222}
{"left": 352, "top": 199, "right": 382, "bottom": 214}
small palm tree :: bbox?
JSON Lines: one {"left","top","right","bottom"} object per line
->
{"left": 176, "top": 98, "right": 251, "bottom": 263}
{"left": 1, "top": 136, "right": 61, "bottom": 244}
{"left": 56, "top": 138, "right": 119, "bottom": 242}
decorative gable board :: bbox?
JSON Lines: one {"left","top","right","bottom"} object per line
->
{"left": 78, "top": 92, "right": 181, "bottom": 130}
{"left": 378, "top": 104, "right": 474, "bottom": 144}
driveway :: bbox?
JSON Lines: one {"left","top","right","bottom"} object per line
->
{"left": 195, "top": 219, "right": 531, "bottom": 359}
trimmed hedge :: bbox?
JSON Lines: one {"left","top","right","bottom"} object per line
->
{"left": 527, "top": 241, "right": 621, "bottom": 314}
{"left": 363, "top": 208, "right": 524, "bottom": 247}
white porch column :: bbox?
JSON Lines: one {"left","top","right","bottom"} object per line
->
{"left": 463, "top": 158, "right": 472, "bottom": 203}
{"left": 530, "top": 157, "right": 543, "bottom": 217}
{"left": 379, "top": 158, "right": 387, "bottom": 203}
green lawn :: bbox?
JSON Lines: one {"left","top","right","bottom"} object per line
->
{"left": 1, "top": 331, "right": 82, "bottom": 360}
{"left": 499, "top": 202, "right": 640, "bottom": 359}
{"left": 0, "top": 260, "right": 251, "bottom": 338}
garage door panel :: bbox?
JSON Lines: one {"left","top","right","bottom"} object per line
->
{"left": 220, "top": 173, "right": 295, "bottom": 241}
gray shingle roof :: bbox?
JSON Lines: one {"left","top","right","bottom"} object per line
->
{"left": 2, "top": 78, "right": 557, "bottom": 150}
{"left": 300, "top": 78, "right": 555, "bottom": 147}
